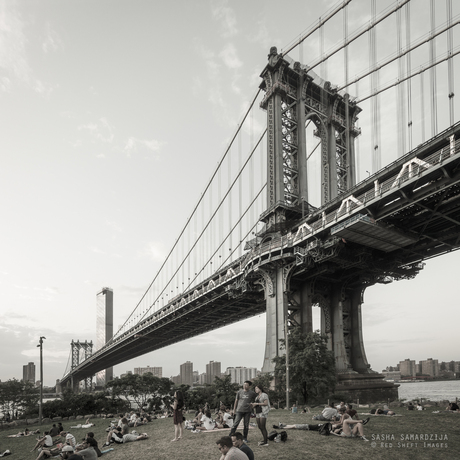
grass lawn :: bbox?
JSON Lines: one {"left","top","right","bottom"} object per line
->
{"left": 2, "top": 408, "right": 459, "bottom": 460}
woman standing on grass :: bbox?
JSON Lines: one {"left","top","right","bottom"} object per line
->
{"left": 172, "top": 390, "right": 185, "bottom": 441}
{"left": 251, "top": 384, "right": 270, "bottom": 446}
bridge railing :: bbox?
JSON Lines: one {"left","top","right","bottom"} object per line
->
{"left": 306, "top": 135, "right": 460, "bottom": 234}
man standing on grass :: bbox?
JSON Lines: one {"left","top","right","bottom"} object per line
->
{"left": 216, "top": 436, "right": 248, "bottom": 460}
{"left": 229, "top": 381, "right": 256, "bottom": 443}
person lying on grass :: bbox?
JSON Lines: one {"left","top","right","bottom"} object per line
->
{"left": 121, "top": 433, "right": 148, "bottom": 443}
{"left": 103, "top": 429, "right": 148, "bottom": 446}
{"left": 71, "top": 419, "right": 95, "bottom": 429}
{"left": 7, "top": 428, "right": 40, "bottom": 437}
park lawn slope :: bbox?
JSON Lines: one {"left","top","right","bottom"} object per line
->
{"left": 1, "top": 408, "right": 459, "bottom": 460}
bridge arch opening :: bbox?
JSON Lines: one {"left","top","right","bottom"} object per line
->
{"left": 305, "top": 114, "right": 323, "bottom": 208}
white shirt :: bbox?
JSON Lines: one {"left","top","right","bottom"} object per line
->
{"left": 201, "top": 415, "right": 215, "bottom": 430}
{"left": 223, "top": 412, "right": 233, "bottom": 428}
{"left": 65, "top": 433, "right": 76, "bottom": 447}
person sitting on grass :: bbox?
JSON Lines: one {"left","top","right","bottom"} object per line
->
{"left": 49, "top": 424, "right": 60, "bottom": 437}
{"left": 30, "top": 431, "right": 53, "bottom": 452}
{"left": 331, "top": 407, "right": 349, "bottom": 433}
{"left": 218, "top": 407, "right": 234, "bottom": 429}
{"left": 33, "top": 443, "right": 75, "bottom": 460}
{"left": 191, "top": 407, "right": 204, "bottom": 427}
{"left": 216, "top": 436, "right": 248, "bottom": 460}
{"left": 231, "top": 432, "right": 254, "bottom": 460}
{"left": 446, "top": 402, "right": 459, "bottom": 412}
{"left": 60, "top": 432, "right": 77, "bottom": 448}
{"left": 103, "top": 426, "right": 124, "bottom": 446}
{"left": 346, "top": 404, "right": 357, "bottom": 419}
{"left": 312, "top": 402, "right": 338, "bottom": 421}
{"left": 74, "top": 436, "right": 98, "bottom": 460}
{"left": 215, "top": 411, "right": 225, "bottom": 429}
{"left": 192, "top": 410, "right": 216, "bottom": 432}
{"left": 331, "top": 417, "right": 370, "bottom": 441}
{"left": 83, "top": 433, "right": 102, "bottom": 458}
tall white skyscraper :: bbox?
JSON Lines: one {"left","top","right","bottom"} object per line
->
{"left": 96, "top": 287, "right": 113, "bottom": 386}
{"left": 226, "top": 366, "right": 258, "bottom": 385}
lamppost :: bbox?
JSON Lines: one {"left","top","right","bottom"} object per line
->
{"left": 37, "top": 336, "right": 46, "bottom": 425}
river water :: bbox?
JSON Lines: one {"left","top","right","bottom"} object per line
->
{"left": 398, "top": 380, "right": 460, "bottom": 402}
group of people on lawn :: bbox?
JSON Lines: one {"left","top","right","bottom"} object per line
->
{"left": 172, "top": 380, "right": 270, "bottom": 448}
{"left": 27, "top": 416, "right": 148, "bottom": 460}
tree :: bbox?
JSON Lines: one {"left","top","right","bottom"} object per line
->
{"left": 187, "top": 385, "right": 216, "bottom": 411}
{"left": 0, "top": 379, "right": 39, "bottom": 419}
{"left": 273, "top": 329, "right": 336, "bottom": 404}
{"left": 106, "top": 373, "right": 173, "bottom": 411}
{"left": 212, "top": 375, "right": 239, "bottom": 409}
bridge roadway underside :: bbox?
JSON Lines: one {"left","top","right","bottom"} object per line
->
{"left": 64, "top": 286, "right": 266, "bottom": 385}
{"left": 64, "top": 123, "right": 460, "bottom": 388}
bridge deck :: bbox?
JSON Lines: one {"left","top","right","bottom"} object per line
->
{"left": 62, "top": 123, "right": 460, "bottom": 386}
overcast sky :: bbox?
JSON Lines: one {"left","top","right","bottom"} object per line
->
{"left": 1, "top": 0, "right": 460, "bottom": 387}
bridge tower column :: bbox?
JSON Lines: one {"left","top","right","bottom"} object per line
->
{"left": 259, "top": 268, "right": 287, "bottom": 373}
{"left": 258, "top": 48, "right": 308, "bottom": 373}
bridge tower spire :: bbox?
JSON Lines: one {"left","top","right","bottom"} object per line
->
{"left": 258, "top": 48, "right": 376, "bottom": 388}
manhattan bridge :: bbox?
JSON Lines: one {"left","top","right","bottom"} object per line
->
{"left": 62, "top": 0, "right": 460, "bottom": 399}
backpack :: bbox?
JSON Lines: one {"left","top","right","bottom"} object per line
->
{"left": 318, "top": 422, "right": 332, "bottom": 436}
{"left": 280, "top": 431, "right": 288, "bottom": 442}
{"left": 268, "top": 430, "right": 278, "bottom": 441}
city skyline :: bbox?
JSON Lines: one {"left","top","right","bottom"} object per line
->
{"left": 1, "top": 0, "right": 460, "bottom": 386}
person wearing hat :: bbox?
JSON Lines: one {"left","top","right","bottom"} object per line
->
{"left": 34, "top": 444, "right": 74, "bottom": 460}
{"left": 60, "top": 445, "right": 75, "bottom": 460}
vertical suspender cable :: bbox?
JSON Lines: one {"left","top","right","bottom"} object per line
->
{"left": 429, "top": 0, "right": 438, "bottom": 136}
{"left": 238, "top": 129, "right": 243, "bottom": 257}
{"left": 320, "top": 17, "right": 328, "bottom": 80}
{"left": 209, "top": 180, "right": 213, "bottom": 278}
{"left": 218, "top": 165, "right": 223, "bottom": 265}
{"left": 447, "top": 0, "right": 455, "bottom": 125}
{"left": 406, "top": 2, "right": 413, "bottom": 151}
{"left": 397, "top": 6, "right": 406, "bottom": 156}
{"left": 250, "top": 106, "right": 254, "bottom": 231}
{"left": 228, "top": 146, "right": 232, "bottom": 259}
{"left": 343, "top": 2, "right": 349, "bottom": 88}
{"left": 260, "top": 134, "right": 264, "bottom": 228}
{"left": 370, "top": 0, "right": 380, "bottom": 172}
{"left": 299, "top": 34, "right": 303, "bottom": 63}
{"left": 420, "top": 71, "right": 426, "bottom": 142}
{"left": 355, "top": 79, "right": 360, "bottom": 181}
